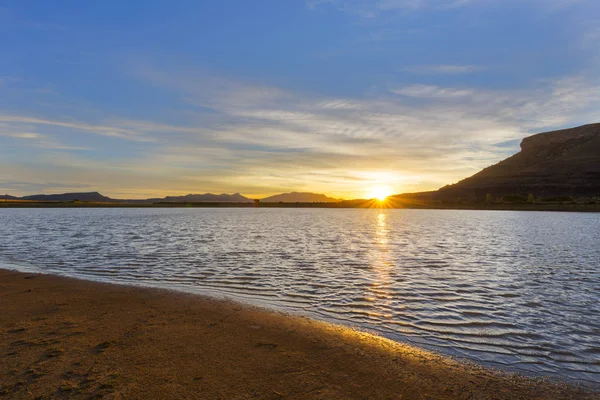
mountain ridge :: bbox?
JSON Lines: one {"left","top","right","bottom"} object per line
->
{"left": 3, "top": 191, "right": 343, "bottom": 203}
{"left": 159, "top": 193, "right": 253, "bottom": 203}
{"left": 21, "top": 192, "right": 112, "bottom": 202}
{"left": 261, "top": 192, "right": 339, "bottom": 203}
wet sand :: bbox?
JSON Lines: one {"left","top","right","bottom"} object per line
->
{"left": 0, "top": 269, "right": 594, "bottom": 399}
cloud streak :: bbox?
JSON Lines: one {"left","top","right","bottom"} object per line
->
{"left": 309, "top": 0, "right": 594, "bottom": 15}
{"left": 0, "top": 115, "right": 155, "bottom": 142}
{"left": 402, "top": 65, "right": 484, "bottom": 74}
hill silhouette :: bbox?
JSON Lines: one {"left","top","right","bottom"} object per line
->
{"left": 394, "top": 123, "right": 600, "bottom": 202}
{"left": 159, "top": 193, "right": 253, "bottom": 203}
{"left": 261, "top": 192, "right": 339, "bottom": 203}
{"left": 21, "top": 192, "right": 112, "bottom": 202}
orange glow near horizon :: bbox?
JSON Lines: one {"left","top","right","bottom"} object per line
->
{"left": 367, "top": 186, "right": 393, "bottom": 202}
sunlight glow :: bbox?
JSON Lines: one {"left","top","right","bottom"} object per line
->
{"left": 367, "top": 186, "right": 392, "bottom": 201}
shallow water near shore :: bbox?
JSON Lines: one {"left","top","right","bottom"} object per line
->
{"left": 1, "top": 208, "right": 599, "bottom": 385}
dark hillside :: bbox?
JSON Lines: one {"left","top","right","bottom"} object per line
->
{"left": 425, "top": 123, "right": 600, "bottom": 200}
{"left": 21, "top": 192, "right": 113, "bottom": 202}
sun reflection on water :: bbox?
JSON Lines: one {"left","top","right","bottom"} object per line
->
{"left": 364, "top": 211, "right": 395, "bottom": 316}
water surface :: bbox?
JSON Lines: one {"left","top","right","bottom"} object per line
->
{"left": 1, "top": 208, "right": 598, "bottom": 384}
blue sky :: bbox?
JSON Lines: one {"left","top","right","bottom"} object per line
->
{"left": 1, "top": 0, "right": 599, "bottom": 198}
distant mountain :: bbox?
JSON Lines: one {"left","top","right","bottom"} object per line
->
{"left": 159, "top": 193, "right": 253, "bottom": 203}
{"left": 21, "top": 192, "right": 113, "bottom": 202}
{"left": 261, "top": 192, "right": 340, "bottom": 203}
{"left": 1, "top": 194, "right": 18, "bottom": 200}
{"left": 396, "top": 123, "right": 600, "bottom": 201}
{"left": 8, "top": 191, "right": 254, "bottom": 203}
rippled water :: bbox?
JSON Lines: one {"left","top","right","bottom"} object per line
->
{"left": 1, "top": 208, "right": 599, "bottom": 384}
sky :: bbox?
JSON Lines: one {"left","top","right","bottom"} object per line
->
{"left": 1, "top": 0, "right": 599, "bottom": 199}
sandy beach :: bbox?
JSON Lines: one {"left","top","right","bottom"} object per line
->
{"left": 0, "top": 269, "right": 594, "bottom": 400}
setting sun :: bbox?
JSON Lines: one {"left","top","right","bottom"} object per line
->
{"left": 367, "top": 186, "right": 392, "bottom": 201}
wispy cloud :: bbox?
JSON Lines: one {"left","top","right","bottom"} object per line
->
{"left": 376, "top": 0, "right": 476, "bottom": 11}
{"left": 0, "top": 124, "right": 91, "bottom": 150}
{"left": 309, "top": 0, "right": 594, "bottom": 15}
{"left": 0, "top": 115, "right": 154, "bottom": 142}
{"left": 390, "top": 84, "right": 475, "bottom": 98}
{"left": 0, "top": 179, "right": 91, "bottom": 194}
{"left": 306, "top": 0, "right": 483, "bottom": 19}
{"left": 402, "top": 64, "right": 484, "bottom": 74}
{"left": 0, "top": 131, "right": 41, "bottom": 139}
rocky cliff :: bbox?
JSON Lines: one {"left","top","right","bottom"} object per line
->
{"left": 434, "top": 123, "right": 600, "bottom": 199}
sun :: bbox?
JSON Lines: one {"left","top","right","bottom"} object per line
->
{"left": 367, "top": 186, "right": 392, "bottom": 201}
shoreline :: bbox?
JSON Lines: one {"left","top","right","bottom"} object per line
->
{"left": 0, "top": 269, "right": 595, "bottom": 399}
{"left": 1, "top": 201, "right": 599, "bottom": 213}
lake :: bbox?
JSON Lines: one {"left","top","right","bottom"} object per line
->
{"left": 1, "top": 208, "right": 598, "bottom": 385}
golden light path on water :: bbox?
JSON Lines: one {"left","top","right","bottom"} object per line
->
{"left": 364, "top": 211, "right": 395, "bottom": 321}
